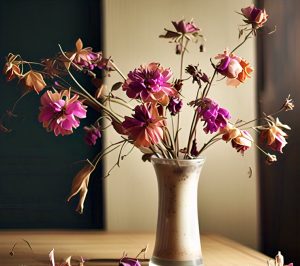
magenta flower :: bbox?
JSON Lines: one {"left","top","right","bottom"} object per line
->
{"left": 241, "top": 5, "right": 268, "bottom": 29}
{"left": 196, "top": 98, "right": 230, "bottom": 134}
{"left": 123, "top": 63, "right": 177, "bottom": 105}
{"left": 122, "top": 103, "right": 165, "bottom": 148}
{"left": 84, "top": 124, "right": 101, "bottom": 146}
{"left": 167, "top": 97, "right": 183, "bottom": 116}
{"left": 119, "top": 257, "right": 141, "bottom": 266}
{"left": 38, "top": 90, "right": 87, "bottom": 136}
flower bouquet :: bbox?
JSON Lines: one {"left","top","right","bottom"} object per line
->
{"left": 1, "top": 4, "right": 294, "bottom": 265}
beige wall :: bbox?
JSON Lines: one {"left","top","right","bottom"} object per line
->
{"left": 103, "top": 0, "right": 259, "bottom": 249}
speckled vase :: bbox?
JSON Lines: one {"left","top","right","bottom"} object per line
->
{"left": 150, "top": 157, "right": 205, "bottom": 266}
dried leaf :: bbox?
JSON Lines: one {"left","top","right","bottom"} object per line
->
{"left": 23, "top": 70, "right": 46, "bottom": 94}
{"left": 0, "top": 123, "right": 11, "bottom": 133}
{"left": 67, "top": 163, "right": 95, "bottom": 214}
{"left": 111, "top": 82, "right": 123, "bottom": 91}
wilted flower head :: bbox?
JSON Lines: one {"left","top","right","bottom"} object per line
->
{"left": 167, "top": 97, "right": 183, "bottom": 116}
{"left": 122, "top": 103, "right": 165, "bottom": 148}
{"left": 265, "top": 153, "right": 277, "bottom": 165}
{"left": 84, "top": 124, "right": 101, "bottom": 146}
{"left": 196, "top": 98, "right": 230, "bottom": 134}
{"left": 67, "top": 162, "right": 95, "bottom": 214}
{"left": 241, "top": 5, "right": 268, "bottom": 29}
{"left": 185, "top": 65, "right": 209, "bottom": 86}
{"left": 215, "top": 49, "right": 253, "bottom": 87}
{"left": 260, "top": 118, "right": 290, "bottom": 153}
{"left": 190, "top": 138, "right": 200, "bottom": 157}
{"left": 221, "top": 124, "right": 253, "bottom": 154}
{"left": 3, "top": 54, "right": 22, "bottom": 81}
{"left": 281, "top": 95, "right": 294, "bottom": 111}
{"left": 123, "top": 63, "right": 176, "bottom": 105}
{"left": 38, "top": 89, "right": 87, "bottom": 136}
{"left": 68, "top": 38, "right": 101, "bottom": 70}
{"left": 172, "top": 20, "right": 200, "bottom": 34}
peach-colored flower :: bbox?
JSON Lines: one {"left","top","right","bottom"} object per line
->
{"left": 215, "top": 50, "right": 253, "bottom": 87}
{"left": 221, "top": 124, "right": 253, "bottom": 154}
{"left": 3, "top": 62, "right": 21, "bottom": 81}
{"left": 260, "top": 118, "right": 290, "bottom": 153}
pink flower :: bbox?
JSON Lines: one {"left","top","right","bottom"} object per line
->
{"left": 123, "top": 63, "right": 177, "bottom": 105}
{"left": 119, "top": 257, "right": 141, "bottom": 266}
{"left": 215, "top": 49, "right": 253, "bottom": 87}
{"left": 241, "top": 5, "right": 268, "bottom": 29}
{"left": 172, "top": 20, "right": 200, "bottom": 34}
{"left": 84, "top": 124, "right": 101, "bottom": 146}
{"left": 38, "top": 90, "right": 87, "bottom": 136}
{"left": 260, "top": 125, "right": 289, "bottom": 153}
{"left": 122, "top": 103, "right": 165, "bottom": 148}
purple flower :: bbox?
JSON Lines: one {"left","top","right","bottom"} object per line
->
{"left": 119, "top": 257, "right": 141, "bottom": 266}
{"left": 172, "top": 20, "right": 200, "bottom": 34}
{"left": 84, "top": 125, "right": 101, "bottom": 146}
{"left": 241, "top": 5, "right": 268, "bottom": 29}
{"left": 196, "top": 98, "right": 230, "bottom": 134}
{"left": 38, "top": 90, "right": 87, "bottom": 136}
{"left": 123, "top": 63, "right": 177, "bottom": 105}
{"left": 167, "top": 97, "right": 183, "bottom": 116}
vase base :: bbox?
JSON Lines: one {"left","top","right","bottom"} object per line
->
{"left": 150, "top": 256, "right": 204, "bottom": 266}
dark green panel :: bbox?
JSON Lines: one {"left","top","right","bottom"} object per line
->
{"left": 0, "top": 0, "right": 104, "bottom": 228}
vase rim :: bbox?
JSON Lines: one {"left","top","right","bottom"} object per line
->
{"left": 151, "top": 156, "right": 205, "bottom": 166}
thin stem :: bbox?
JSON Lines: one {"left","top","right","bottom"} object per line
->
{"left": 109, "top": 59, "right": 127, "bottom": 81}
{"left": 231, "top": 30, "right": 254, "bottom": 54}
{"left": 198, "top": 133, "right": 222, "bottom": 154}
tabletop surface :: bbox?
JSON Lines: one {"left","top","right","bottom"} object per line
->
{"left": 0, "top": 231, "right": 271, "bottom": 266}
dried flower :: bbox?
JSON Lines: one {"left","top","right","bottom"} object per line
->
{"left": 122, "top": 104, "right": 165, "bottom": 148}
{"left": 122, "top": 63, "right": 176, "bottom": 105}
{"left": 3, "top": 61, "right": 21, "bottom": 81}
{"left": 167, "top": 97, "right": 183, "bottom": 116}
{"left": 68, "top": 38, "right": 101, "bottom": 70}
{"left": 84, "top": 124, "right": 101, "bottom": 146}
{"left": 260, "top": 118, "right": 290, "bottom": 153}
{"left": 196, "top": 98, "right": 231, "bottom": 134}
{"left": 281, "top": 95, "right": 294, "bottom": 111}
{"left": 215, "top": 49, "right": 253, "bottom": 87}
{"left": 38, "top": 89, "right": 87, "bottom": 136}
{"left": 265, "top": 153, "right": 277, "bottom": 165}
{"left": 22, "top": 70, "right": 47, "bottom": 94}
{"left": 221, "top": 124, "right": 253, "bottom": 154}
{"left": 185, "top": 65, "right": 209, "bottom": 86}
{"left": 67, "top": 162, "right": 95, "bottom": 214}
{"left": 190, "top": 138, "right": 200, "bottom": 157}
{"left": 241, "top": 5, "right": 268, "bottom": 29}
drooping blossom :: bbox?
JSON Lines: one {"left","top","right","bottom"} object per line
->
{"left": 38, "top": 90, "right": 87, "bottom": 136}
{"left": 22, "top": 70, "right": 47, "bottom": 94}
{"left": 119, "top": 257, "right": 141, "bottom": 266}
{"left": 167, "top": 97, "right": 183, "bottom": 116}
{"left": 241, "top": 5, "right": 268, "bottom": 29}
{"left": 221, "top": 124, "right": 253, "bottom": 154}
{"left": 123, "top": 63, "right": 177, "bottom": 105}
{"left": 215, "top": 49, "right": 253, "bottom": 87}
{"left": 196, "top": 98, "right": 230, "bottom": 134}
{"left": 281, "top": 95, "right": 294, "bottom": 111}
{"left": 122, "top": 103, "right": 165, "bottom": 148}
{"left": 265, "top": 153, "right": 277, "bottom": 165}
{"left": 67, "top": 162, "right": 95, "bottom": 214}
{"left": 84, "top": 124, "right": 101, "bottom": 146}
{"left": 260, "top": 118, "right": 290, "bottom": 153}
{"left": 3, "top": 62, "right": 21, "bottom": 81}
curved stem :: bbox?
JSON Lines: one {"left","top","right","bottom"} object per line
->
{"left": 231, "top": 30, "right": 254, "bottom": 54}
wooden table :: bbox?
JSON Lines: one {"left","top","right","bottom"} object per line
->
{"left": 0, "top": 231, "right": 270, "bottom": 265}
